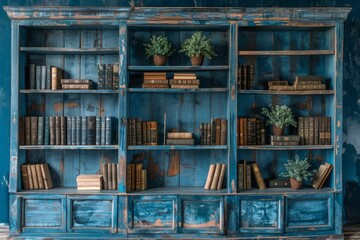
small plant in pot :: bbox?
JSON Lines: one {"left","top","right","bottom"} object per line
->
{"left": 280, "top": 154, "right": 316, "bottom": 190}
{"left": 144, "top": 35, "right": 175, "bottom": 66}
{"left": 179, "top": 31, "right": 216, "bottom": 66}
{"left": 261, "top": 104, "right": 297, "bottom": 136}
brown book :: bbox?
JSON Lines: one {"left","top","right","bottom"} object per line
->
{"left": 60, "top": 79, "right": 92, "bottom": 84}
{"left": 294, "top": 84, "right": 326, "bottom": 90}
{"left": 304, "top": 117, "right": 310, "bottom": 145}
{"left": 325, "top": 117, "right": 331, "bottom": 145}
{"left": 312, "top": 163, "right": 332, "bottom": 189}
{"left": 27, "top": 165, "right": 34, "bottom": 190}
{"left": 144, "top": 72, "right": 167, "bottom": 76}
{"left": 112, "top": 163, "right": 117, "bottom": 190}
{"left": 251, "top": 163, "right": 266, "bottom": 190}
{"left": 267, "top": 81, "right": 289, "bottom": 87}
{"left": 215, "top": 118, "right": 221, "bottom": 145}
{"left": 30, "top": 164, "right": 39, "bottom": 189}
{"left": 295, "top": 80, "right": 322, "bottom": 85}
{"left": 55, "top": 116, "right": 61, "bottom": 145}
{"left": 314, "top": 116, "right": 319, "bottom": 145}
{"left": 21, "top": 164, "right": 30, "bottom": 190}
{"left": 243, "top": 118, "right": 248, "bottom": 146}
{"left": 270, "top": 141, "right": 299, "bottom": 146}
{"left": 142, "top": 122, "right": 147, "bottom": 145}
{"left": 107, "top": 163, "right": 112, "bottom": 190}
{"left": 246, "top": 164, "right": 252, "bottom": 189}
{"left": 61, "top": 84, "right": 92, "bottom": 90}
{"left": 103, "top": 163, "right": 109, "bottom": 190}
{"left": 268, "top": 85, "right": 295, "bottom": 91}
{"left": 25, "top": 117, "right": 31, "bottom": 145}
{"left": 239, "top": 118, "right": 244, "bottom": 146}
{"left": 298, "top": 117, "right": 305, "bottom": 145}
{"left": 170, "top": 84, "right": 199, "bottom": 89}
{"left": 173, "top": 74, "right": 197, "bottom": 80}
{"left": 167, "top": 132, "right": 193, "bottom": 139}
{"left": 126, "top": 164, "right": 132, "bottom": 192}
{"left": 51, "top": 67, "right": 63, "bottom": 90}
{"left": 318, "top": 164, "right": 333, "bottom": 189}
{"left": 169, "top": 79, "right": 199, "bottom": 85}
{"left": 243, "top": 161, "right": 247, "bottom": 189}
{"left": 136, "top": 164, "right": 143, "bottom": 191}
{"left": 204, "top": 164, "right": 216, "bottom": 190}
{"left": 237, "top": 163, "right": 244, "bottom": 190}
{"left": 131, "top": 164, "right": 136, "bottom": 191}
{"left": 320, "top": 117, "right": 325, "bottom": 145}
{"left": 166, "top": 138, "right": 195, "bottom": 145}
{"left": 30, "top": 116, "right": 38, "bottom": 145}
{"left": 19, "top": 117, "right": 25, "bottom": 145}
{"left": 77, "top": 181, "right": 102, "bottom": 187}
{"left": 40, "top": 163, "right": 53, "bottom": 189}
{"left": 142, "top": 83, "right": 169, "bottom": 88}
{"left": 210, "top": 163, "right": 222, "bottom": 190}
{"left": 35, "top": 164, "right": 45, "bottom": 189}
{"left": 220, "top": 119, "right": 227, "bottom": 145}
{"left": 149, "top": 121, "right": 158, "bottom": 145}
{"left": 141, "top": 169, "right": 147, "bottom": 191}
{"left": 217, "top": 164, "right": 226, "bottom": 190}
{"left": 143, "top": 79, "right": 169, "bottom": 84}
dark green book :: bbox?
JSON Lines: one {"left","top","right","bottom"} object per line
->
{"left": 87, "top": 116, "right": 96, "bottom": 145}
{"left": 81, "top": 116, "right": 87, "bottom": 145}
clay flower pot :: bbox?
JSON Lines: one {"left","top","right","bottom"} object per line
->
{"left": 191, "top": 55, "right": 204, "bottom": 66}
{"left": 272, "top": 125, "right": 285, "bottom": 136}
{"left": 153, "top": 54, "right": 167, "bottom": 66}
{"left": 290, "top": 178, "right": 302, "bottom": 190}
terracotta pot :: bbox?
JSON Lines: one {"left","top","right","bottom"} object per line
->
{"left": 191, "top": 55, "right": 204, "bottom": 66}
{"left": 290, "top": 178, "right": 302, "bottom": 190}
{"left": 153, "top": 54, "right": 167, "bottom": 66}
{"left": 272, "top": 125, "right": 285, "bottom": 136}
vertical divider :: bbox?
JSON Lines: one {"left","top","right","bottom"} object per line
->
{"left": 118, "top": 21, "right": 128, "bottom": 193}
{"left": 228, "top": 22, "right": 238, "bottom": 193}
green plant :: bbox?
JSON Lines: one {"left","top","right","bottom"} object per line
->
{"left": 261, "top": 104, "right": 297, "bottom": 128}
{"left": 144, "top": 35, "right": 175, "bottom": 58}
{"left": 179, "top": 31, "right": 217, "bottom": 59}
{"left": 280, "top": 155, "right": 316, "bottom": 181}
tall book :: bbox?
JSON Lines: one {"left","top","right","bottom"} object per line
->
{"left": 76, "top": 116, "right": 81, "bottom": 145}
{"left": 113, "top": 63, "right": 120, "bottom": 90}
{"left": 27, "top": 165, "right": 34, "bottom": 190}
{"left": 204, "top": 164, "right": 216, "bottom": 190}
{"left": 44, "top": 116, "right": 50, "bottom": 145}
{"left": 29, "top": 64, "right": 36, "bottom": 89}
{"left": 71, "top": 116, "right": 76, "bottom": 145}
{"left": 320, "top": 116, "right": 325, "bottom": 145}
{"left": 217, "top": 164, "right": 226, "bottom": 190}
{"left": 30, "top": 116, "right": 38, "bottom": 145}
{"left": 49, "top": 116, "right": 56, "bottom": 145}
{"left": 55, "top": 116, "right": 61, "bottom": 145}
{"left": 40, "top": 65, "right": 46, "bottom": 90}
{"left": 112, "top": 163, "right": 117, "bottom": 190}
{"left": 309, "top": 117, "right": 314, "bottom": 145}
{"left": 107, "top": 162, "right": 112, "bottom": 190}
{"left": 40, "top": 163, "right": 53, "bottom": 189}
{"left": 81, "top": 116, "right": 87, "bottom": 145}
{"left": 149, "top": 121, "right": 158, "bottom": 145}
{"left": 35, "top": 65, "right": 41, "bottom": 90}
{"left": 251, "top": 163, "right": 266, "bottom": 190}
{"left": 246, "top": 164, "right": 252, "bottom": 189}
{"left": 312, "top": 163, "right": 333, "bottom": 189}
{"left": 51, "top": 67, "right": 63, "bottom": 90}
{"left": 105, "top": 64, "right": 113, "bottom": 90}
{"left": 19, "top": 117, "right": 25, "bottom": 146}
{"left": 46, "top": 65, "right": 51, "bottom": 90}
{"left": 35, "top": 164, "right": 45, "bottom": 189}
{"left": 314, "top": 116, "right": 319, "bottom": 145}
{"left": 102, "top": 163, "right": 109, "bottom": 190}
{"left": 126, "top": 164, "right": 132, "bottom": 191}
{"left": 101, "top": 116, "right": 106, "bottom": 145}
{"left": 136, "top": 163, "right": 143, "bottom": 191}
{"left": 60, "top": 116, "right": 66, "bottom": 145}
{"left": 30, "top": 164, "right": 39, "bottom": 189}
{"left": 106, "top": 117, "right": 113, "bottom": 145}
{"left": 325, "top": 117, "right": 331, "bottom": 145}
{"left": 237, "top": 162, "right": 244, "bottom": 190}
{"left": 141, "top": 169, "right": 147, "bottom": 191}
{"left": 97, "top": 63, "right": 105, "bottom": 89}
{"left": 96, "top": 117, "right": 101, "bottom": 145}
{"left": 87, "top": 116, "right": 96, "bottom": 145}
{"left": 210, "top": 163, "right": 222, "bottom": 190}
{"left": 298, "top": 117, "right": 305, "bottom": 145}
{"left": 215, "top": 118, "right": 221, "bottom": 145}
{"left": 25, "top": 117, "right": 31, "bottom": 145}
{"left": 220, "top": 119, "right": 227, "bottom": 145}
{"left": 20, "top": 164, "right": 30, "bottom": 190}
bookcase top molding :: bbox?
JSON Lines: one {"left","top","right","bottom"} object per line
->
{"left": 4, "top": 6, "right": 351, "bottom": 22}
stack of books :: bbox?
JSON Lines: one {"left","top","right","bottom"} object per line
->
{"left": 102, "top": 163, "right": 119, "bottom": 190}
{"left": 127, "top": 119, "right": 158, "bottom": 145}
{"left": 76, "top": 174, "right": 103, "bottom": 190}
{"left": 294, "top": 75, "right": 326, "bottom": 90}
{"left": 237, "top": 118, "right": 265, "bottom": 145}
{"left": 268, "top": 80, "right": 295, "bottom": 91}
{"left": 238, "top": 64, "right": 254, "bottom": 90}
{"left": 21, "top": 163, "right": 53, "bottom": 190}
{"left": 126, "top": 163, "right": 147, "bottom": 191}
{"left": 142, "top": 72, "right": 169, "bottom": 88}
{"left": 269, "top": 178, "right": 291, "bottom": 188}
{"left": 97, "top": 63, "right": 120, "bottom": 90}
{"left": 200, "top": 118, "right": 227, "bottom": 145}
{"left": 237, "top": 160, "right": 252, "bottom": 190}
{"left": 298, "top": 116, "right": 331, "bottom": 145}
{"left": 312, "top": 163, "right": 333, "bottom": 189}
{"left": 170, "top": 73, "right": 199, "bottom": 89}
{"left": 166, "top": 132, "right": 194, "bottom": 145}
{"left": 270, "top": 135, "right": 300, "bottom": 146}
{"left": 61, "top": 79, "right": 94, "bottom": 90}
{"left": 204, "top": 163, "right": 226, "bottom": 190}
{"left": 27, "top": 64, "right": 63, "bottom": 90}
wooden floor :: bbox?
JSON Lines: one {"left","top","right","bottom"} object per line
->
{"left": 0, "top": 224, "right": 358, "bottom": 239}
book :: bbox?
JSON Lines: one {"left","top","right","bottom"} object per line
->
{"left": 166, "top": 138, "right": 195, "bottom": 145}
{"left": 312, "top": 163, "right": 333, "bottom": 189}
{"left": 267, "top": 81, "right": 288, "bottom": 87}
{"left": 25, "top": 117, "right": 31, "bottom": 145}
{"left": 107, "top": 162, "right": 112, "bottom": 190}
{"left": 75, "top": 116, "right": 81, "bottom": 145}
{"left": 103, "top": 163, "right": 109, "bottom": 190}
{"left": 51, "top": 67, "right": 63, "bottom": 90}
{"left": 167, "top": 132, "right": 193, "bottom": 139}
{"left": 30, "top": 164, "right": 39, "bottom": 189}
{"left": 246, "top": 164, "right": 252, "bottom": 189}
{"left": 131, "top": 164, "right": 136, "bottom": 191}
{"left": 169, "top": 79, "right": 199, "bottom": 85}
{"left": 325, "top": 117, "right": 331, "bottom": 145}
{"left": 142, "top": 83, "right": 169, "bottom": 88}
{"left": 270, "top": 141, "right": 299, "bottom": 146}
{"left": 309, "top": 117, "right": 314, "bottom": 145}
{"left": 126, "top": 164, "right": 132, "bottom": 191}
{"left": 55, "top": 116, "right": 61, "bottom": 145}
{"left": 251, "top": 163, "right": 266, "bottom": 189}
{"left": 101, "top": 116, "right": 106, "bottom": 145}
{"left": 21, "top": 164, "right": 30, "bottom": 190}
{"left": 105, "top": 63, "right": 113, "bottom": 90}
{"left": 35, "top": 65, "right": 41, "bottom": 89}
{"left": 87, "top": 116, "right": 96, "bottom": 145}
{"left": 44, "top": 116, "right": 50, "bottom": 145}
{"left": 304, "top": 117, "right": 309, "bottom": 145}
{"left": 215, "top": 118, "right": 221, "bottom": 145}
{"left": 295, "top": 75, "right": 323, "bottom": 82}
{"left": 77, "top": 186, "right": 102, "bottom": 190}
{"left": 141, "top": 169, "right": 147, "bottom": 191}
{"left": 19, "top": 117, "right": 25, "bottom": 146}
{"left": 204, "top": 164, "right": 216, "bottom": 190}
{"left": 81, "top": 116, "right": 87, "bottom": 145}
{"left": 70, "top": 116, "right": 76, "bottom": 145}
{"left": 46, "top": 65, "right": 51, "bottom": 90}
{"left": 96, "top": 117, "right": 101, "bottom": 145}
{"left": 105, "top": 116, "right": 113, "bottom": 145}
{"left": 30, "top": 117, "right": 38, "bottom": 145}
{"left": 98, "top": 63, "right": 105, "bottom": 89}
{"left": 269, "top": 178, "right": 290, "bottom": 188}
{"left": 61, "top": 84, "right": 92, "bottom": 90}
{"left": 49, "top": 116, "right": 56, "bottom": 145}
{"left": 112, "top": 163, "right": 117, "bottom": 190}
{"left": 60, "top": 79, "right": 93, "bottom": 84}
{"left": 60, "top": 116, "right": 66, "bottom": 145}
{"left": 298, "top": 117, "right": 305, "bottom": 145}
{"left": 40, "top": 163, "right": 53, "bottom": 189}
{"left": 217, "top": 164, "right": 226, "bottom": 190}
{"left": 220, "top": 119, "right": 227, "bottom": 145}
{"left": 143, "top": 79, "right": 169, "bottom": 84}
{"left": 76, "top": 174, "right": 103, "bottom": 190}
{"left": 35, "top": 164, "right": 45, "bottom": 189}
{"left": 113, "top": 63, "right": 120, "bottom": 89}
{"left": 149, "top": 121, "right": 158, "bottom": 145}
{"left": 270, "top": 135, "right": 300, "bottom": 142}
{"left": 27, "top": 165, "right": 34, "bottom": 190}
{"left": 136, "top": 163, "right": 143, "bottom": 191}
{"left": 210, "top": 163, "right": 222, "bottom": 190}
{"left": 29, "top": 64, "right": 36, "bottom": 89}
{"left": 170, "top": 84, "right": 199, "bottom": 89}
{"left": 40, "top": 65, "right": 46, "bottom": 90}
{"left": 294, "top": 84, "right": 326, "bottom": 90}
{"left": 268, "top": 85, "right": 295, "bottom": 91}
{"left": 314, "top": 116, "right": 319, "bottom": 145}
{"left": 237, "top": 162, "right": 244, "bottom": 190}
{"left": 320, "top": 116, "right": 325, "bottom": 145}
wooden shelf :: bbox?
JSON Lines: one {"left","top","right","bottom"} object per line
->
{"left": 128, "top": 145, "right": 227, "bottom": 150}
{"left": 20, "top": 89, "right": 119, "bottom": 94}
{"left": 238, "top": 145, "right": 333, "bottom": 150}
{"left": 128, "top": 88, "right": 228, "bottom": 93}
{"left": 238, "top": 50, "right": 334, "bottom": 56}
{"left": 238, "top": 90, "right": 335, "bottom": 95}
{"left": 19, "top": 145, "right": 118, "bottom": 150}
{"left": 128, "top": 65, "right": 229, "bottom": 71}
{"left": 20, "top": 47, "right": 119, "bottom": 55}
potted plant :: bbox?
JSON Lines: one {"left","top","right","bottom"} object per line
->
{"left": 144, "top": 35, "right": 175, "bottom": 66}
{"left": 261, "top": 104, "right": 297, "bottom": 136}
{"left": 280, "top": 154, "right": 316, "bottom": 190}
{"left": 179, "top": 31, "right": 216, "bottom": 66}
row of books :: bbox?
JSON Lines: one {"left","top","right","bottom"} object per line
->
{"left": 166, "top": 132, "right": 194, "bottom": 145}
{"left": 142, "top": 72, "right": 200, "bottom": 89}
{"left": 142, "top": 72, "right": 168, "bottom": 88}
{"left": 238, "top": 161, "right": 266, "bottom": 190}
{"left": 270, "top": 135, "right": 300, "bottom": 146}
{"left": 268, "top": 75, "right": 326, "bottom": 91}
{"left": 127, "top": 119, "right": 158, "bottom": 146}
{"left": 237, "top": 118, "right": 265, "bottom": 146}
{"left": 19, "top": 116, "right": 115, "bottom": 146}
{"left": 98, "top": 63, "right": 120, "bottom": 90}
{"left": 27, "top": 64, "right": 63, "bottom": 90}
{"left": 126, "top": 163, "right": 147, "bottom": 191}
{"left": 238, "top": 64, "right": 254, "bottom": 90}
{"left": 21, "top": 163, "right": 53, "bottom": 190}
{"left": 77, "top": 174, "right": 103, "bottom": 191}
{"left": 298, "top": 116, "right": 331, "bottom": 145}
{"left": 199, "top": 118, "right": 227, "bottom": 145}
{"left": 102, "top": 163, "right": 119, "bottom": 190}
{"left": 204, "top": 163, "right": 226, "bottom": 190}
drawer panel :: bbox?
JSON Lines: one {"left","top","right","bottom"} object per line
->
{"left": 179, "top": 196, "right": 224, "bottom": 235}
{"left": 67, "top": 195, "right": 117, "bottom": 233}
{"left": 22, "top": 195, "right": 66, "bottom": 233}
{"left": 128, "top": 196, "right": 176, "bottom": 234}
{"left": 238, "top": 196, "right": 283, "bottom": 234}
{"left": 285, "top": 194, "right": 334, "bottom": 232}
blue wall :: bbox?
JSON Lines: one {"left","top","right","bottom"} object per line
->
{"left": 0, "top": 0, "right": 359, "bottom": 224}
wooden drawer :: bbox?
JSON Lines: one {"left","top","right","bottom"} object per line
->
{"left": 21, "top": 195, "right": 66, "bottom": 233}
{"left": 285, "top": 194, "right": 334, "bottom": 232}
{"left": 238, "top": 196, "right": 284, "bottom": 234}
{"left": 128, "top": 195, "right": 176, "bottom": 234}
{"left": 178, "top": 196, "right": 224, "bottom": 235}
{"left": 67, "top": 195, "right": 117, "bottom": 233}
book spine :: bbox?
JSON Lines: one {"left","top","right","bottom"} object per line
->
{"left": 35, "top": 164, "right": 45, "bottom": 189}
{"left": 41, "top": 163, "right": 53, "bottom": 189}
{"left": 105, "top": 64, "right": 113, "bottom": 90}
{"left": 141, "top": 121, "right": 147, "bottom": 146}
{"left": 25, "top": 117, "right": 31, "bottom": 145}
{"left": 210, "top": 118, "right": 216, "bottom": 145}
{"left": 206, "top": 123, "right": 211, "bottom": 146}
{"left": 133, "top": 119, "right": 138, "bottom": 146}
{"left": 325, "top": 116, "right": 331, "bottom": 145}
{"left": 55, "top": 116, "right": 61, "bottom": 145}
{"left": 19, "top": 117, "right": 25, "bottom": 145}
{"left": 81, "top": 116, "right": 87, "bottom": 145}
{"left": 166, "top": 138, "right": 195, "bottom": 145}
{"left": 37, "top": 116, "right": 44, "bottom": 145}
{"left": 112, "top": 163, "right": 117, "bottom": 190}
{"left": 215, "top": 118, "right": 221, "bottom": 145}
{"left": 260, "top": 119, "right": 266, "bottom": 145}
{"left": 105, "top": 117, "right": 113, "bottom": 145}
{"left": 256, "top": 119, "right": 261, "bottom": 145}
{"left": 96, "top": 117, "right": 101, "bottom": 145}
{"left": 41, "top": 65, "right": 46, "bottom": 90}
{"left": 61, "top": 84, "right": 92, "bottom": 90}
{"left": 30, "top": 165, "right": 39, "bottom": 189}
{"left": 210, "top": 163, "right": 222, "bottom": 190}
{"left": 141, "top": 169, "right": 147, "bottom": 191}
{"left": 30, "top": 116, "right": 38, "bottom": 145}
{"left": 252, "top": 163, "right": 266, "bottom": 189}
{"left": 204, "top": 164, "right": 216, "bottom": 190}
{"left": 136, "top": 164, "right": 143, "bottom": 191}
{"left": 60, "top": 116, "right": 66, "bottom": 145}
{"left": 309, "top": 117, "right": 314, "bottom": 145}
{"left": 131, "top": 164, "right": 136, "bottom": 191}
{"left": 21, "top": 165, "right": 30, "bottom": 190}
{"left": 113, "top": 63, "right": 119, "bottom": 90}
{"left": 76, "top": 116, "right": 81, "bottom": 145}
{"left": 239, "top": 118, "right": 244, "bottom": 146}
{"left": 200, "top": 123, "right": 205, "bottom": 145}
{"left": 220, "top": 119, "right": 227, "bottom": 145}
{"left": 29, "top": 64, "right": 36, "bottom": 89}
{"left": 46, "top": 65, "right": 51, "bottom": 90}
{"left": 98, "top": 63, "right": 105, "bottom": 89}
{"left": 246, "top": 164, "right": 252, "bottom": 189}
{"left": 101, "top": 116, "right": 106, "bottom": 145}
{"left": 87, "top": 116, "right": 96, "bottom": 145}
{"left": 238, "top": 163, "right": 244, "bottom": 190}
{"left": 320, "top": 116, "right": 325, "bottom": 145}
{"left": 314, "top": 116, "right": 319, "bottom": 145}
{"left": 243, "top": 118, "right": 248, "bottom": 146}
{"left": 71, "top": 116, "right": 76, "bottom": 145}
{"left": 35, "top": 65, "right": 41, "bottom": 90}
{"left": 270, "top": 135, "right": 300, "bottom": 142}
{"left": 298, "top": 117, "right": 304, "bottom": 145}
{"left": 107, "top": 162, "right": 112, "bottom": 190}
{"left": 44, "top": 117, "right": 50, "bottom": 145}
{"left": 217, "top": 164, "right": 226, "bottom": 190}
{"left": 27, "top": 165, "right": 34, "bottom": 190}
{"left": 49, "top": 116, "right": 56, "bottom": 145}
{"left": 103, "top": 163, "right": 108, "bottom": 190}
{"left": 66, "top": 116, "right": 71, "bottom": 145}
{"left": 304, "top": 117, "right": 309, "bottom": 145}
{"left": 271, "top": 141, "right": 299, "bottom": 146}
{"left": 135, "top": 119, "right": 142, "bottom": 146}
{"left": 149, "top": 121, "right": 158, "bottom": 145}
{"left": 126, "top": 164, "right": 132, "bottom": 191}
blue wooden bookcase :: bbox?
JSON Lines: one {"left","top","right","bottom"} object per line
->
{"left": 4, "top": 6, "right": 350, "bottom": 239}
